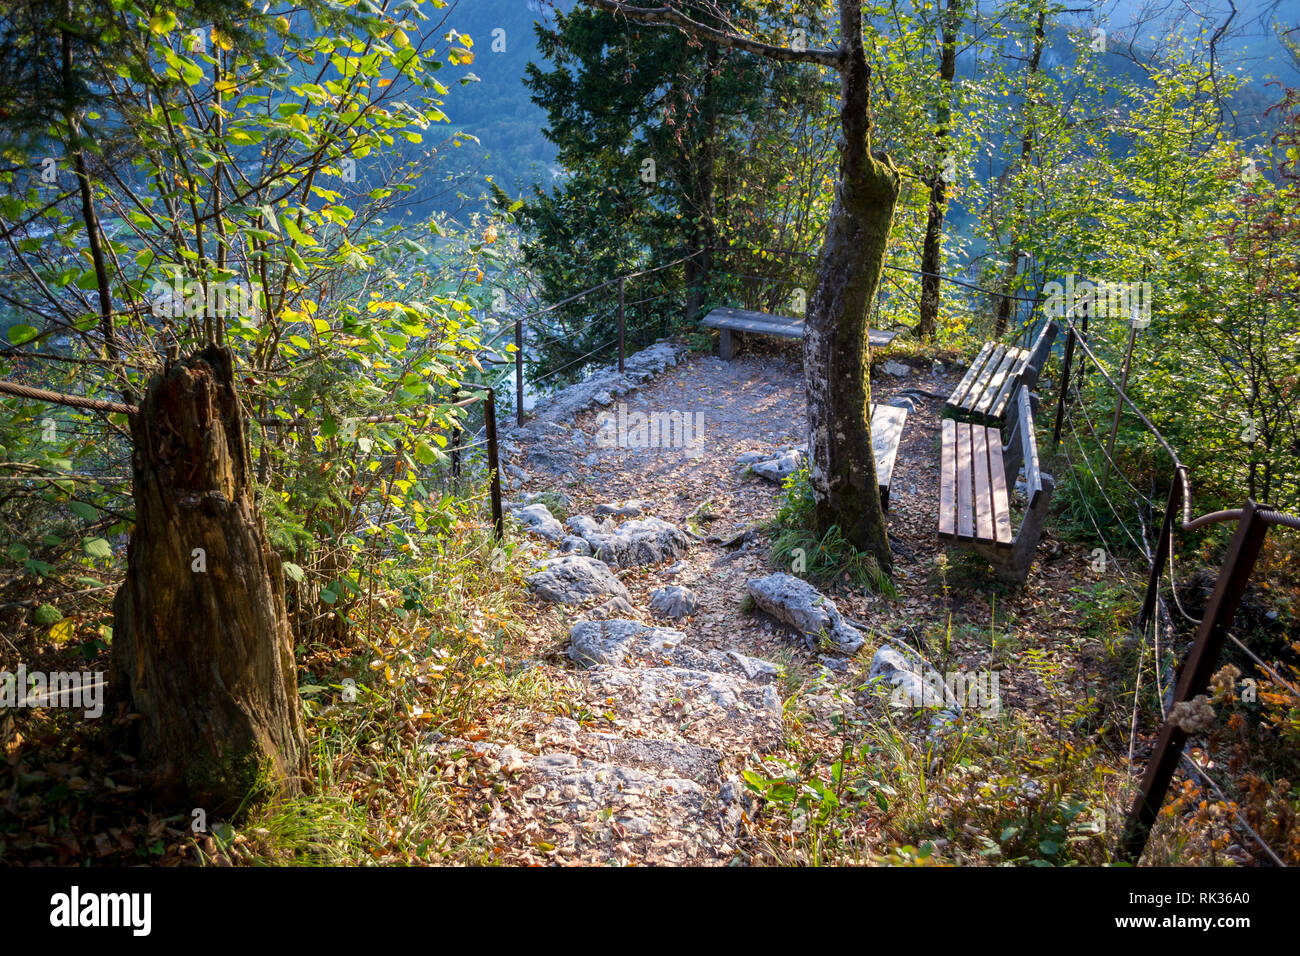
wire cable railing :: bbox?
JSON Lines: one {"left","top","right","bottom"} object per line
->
{"left": 1043, "top": 301, "right": 1299, "bottom": 866}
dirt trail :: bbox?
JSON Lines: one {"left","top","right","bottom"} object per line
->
{"left": 432, "top": 341, "right": 1082, "bottom": 865}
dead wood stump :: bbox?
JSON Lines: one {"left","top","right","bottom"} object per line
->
{"left": 111, "top": 346, "right": 306, "bottom": 814}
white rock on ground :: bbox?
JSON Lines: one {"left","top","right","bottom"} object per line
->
{"left": 566, "top": 515, "right": 691, "bottom": 569}
{"left": 746, "top": 446, "right": 806, "bottom": 483}
{"left": 509, "top": 503, "right": 564, "bottom": 541}
{"left": 594, "top": 499, "right": 653, "bottom": 518}
{"left": 568, "top": 619, "right": 684, "bottom": 667}
{"left": 649, "top": 584, "right": 699, "bottom": 620}
{"left": 868, "top": 643, "right": 962, "bottom": 714}
{"left": 527, "top": 554, "right": 631, "bottom": 605}
{"left": 746, "top": 571, "right": 865, "bottom": 654}
{"left": 559, "top": 534, "right": 592, "bottom": 556}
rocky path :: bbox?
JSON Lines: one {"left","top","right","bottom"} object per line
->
{"left": 429, "top": 339, "right": 980, "bottom": 865}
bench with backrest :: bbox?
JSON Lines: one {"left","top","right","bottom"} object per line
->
{"left": 702, "top": 307, "right": 899, "bottom": 360}
{"left": 943, "top": 320, "right": 1058, "bottom": 426}
{"left": 938, "top": 385, "right": 1054, "bottom": 584}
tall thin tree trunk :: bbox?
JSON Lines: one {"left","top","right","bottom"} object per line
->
{"left": 994, "top": 8, "right": 1045, "bottom": 337}
{"left": 918, "top": 0, "right": 961, "bottom": 341}
{"left": 111, "top": 346, "right": 306, "bottom": 815}
{"left": 804, "top": 2, "right": 900, "bottom": 572}
{"left": 60, "top": 12, "right": 129, "bottom": 402}
{"left": 686, "top": 46, "right": 719, "bottom": 324}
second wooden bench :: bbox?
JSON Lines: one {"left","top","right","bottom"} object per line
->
{"left": 943, "top": 320, "right": 1058, "bottom": 425}
{"left": 938, "top": 386, "right": 1054, "bottom": 584}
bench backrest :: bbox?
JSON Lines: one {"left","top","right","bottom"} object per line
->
{"left": 1023, "top": 320, "right": 1059, "bottom": 382}
{"left": 1018, "top": 385, "right": 1045, "bottom": 508}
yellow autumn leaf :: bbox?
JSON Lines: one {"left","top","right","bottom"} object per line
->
{"left": 49, "top": 618, "right": 76, "bottom": 644}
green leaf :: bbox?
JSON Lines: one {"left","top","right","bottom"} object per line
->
{"left": 413, "top": 440, "right": 438, "bottom": 465}
{"left": 7, "top": 324, "right": 39, "bottom": 345}
{"left": 33, "top": 604, "right": 63, "bottom": 625}
{"left": 283, "top": 562, "right": 305, "bottom": 583}
{"left": 69, "top": 501, "right": 98, "bottom": 522}
{"left": 82, "top": 537, "right": 112, "bottom": 559}
{"left": 148, "top": 10, "right": 177, "bottom": 33}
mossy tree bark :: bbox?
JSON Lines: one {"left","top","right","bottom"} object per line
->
{"left": 585, "top": 0, "right": 900, "bottom": 570}
{"left": 803, "top": 2, "right": 899, "bottom": 572}
{"left": 111, "top": 346, "right": 306, "bottom": 815}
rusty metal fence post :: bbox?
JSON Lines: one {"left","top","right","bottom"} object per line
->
{"left": 1052, "top": 325, "right": 1076, "bottom": 449}
{"left": 1137, "top": 466, "right": 1187, "bottom": 632}
{"left": 1119, "top": 500, "right": 1271, "bottom": 864}
{"left": 514, "top": 319, "right": 524, "bottom": 428}
{"left": 617, "top": 277, "right": 626, "bottom": 373}
{"left": 450, "top": 420, "right": 461, "bottom": 479}
{"left": 483, "top": 387, "right": 504, "bottom": 541}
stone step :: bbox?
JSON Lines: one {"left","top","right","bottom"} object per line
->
{"left": 575, "top": 732, "right": 723, "bottom": 787}
{"left": 580, "top": 663, "right": 782, "bottom": 751}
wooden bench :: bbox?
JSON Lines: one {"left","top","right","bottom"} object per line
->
{"left": 870, "top": 403, "right": 908, "bottom": 512}
{"left": 943, "top": 320, "right": 1057, "bottom": 425}
{"left": 938, "top": 386, "right": 1054, "bottom": 584}
{"left": 702, "top": 307, "right": 899, "bottom": 360}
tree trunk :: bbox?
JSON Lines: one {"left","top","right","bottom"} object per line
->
{"left": 111, "top": 346, "right": 306, "bottom": 815}
{"left": 994, "top": 8, "right": 1046, "bottom": 337}
{"left": 804, "top": 3, "right": 900, "bottom": 573}
{"left": 917, "top": 0, "right": 961, "bottom": 341}
{"left": 685, "top": 45, "right": 719, "bottom": 325}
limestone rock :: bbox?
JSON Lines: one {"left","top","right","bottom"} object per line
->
{"left": 745, "top": 572, "right": 865, "bottom": 654}
{"left": 748, "top": 447, "right": 806, "bottom": 483}
{"left": 868, "top": 643, "right": 961, "bottom": 713}
{"left": 510, "top": 503, "right": 563, "bottom": 542}
{"left": 527, "top": 554, "right": 630, "bottom": 605}
{"left": 559, "top": 534, "right": 592, "bottom": 556}
{"left": 568, "top": 619, "right": 684, "bottom": 667}
{"left": 649, "top": 585, "right": 698, "bottom": 620}
{"left": 594, "top": 499, "right": 653, "bottom": 518}
{"left": 570, "top": 515, "right": 690, "bottom": 569}
{"left": 579, "top": 596, "right": 639, "bottom": 621}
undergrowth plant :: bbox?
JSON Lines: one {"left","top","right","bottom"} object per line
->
{"left": 770, "top": 465, "right": 895, "bottom": 595}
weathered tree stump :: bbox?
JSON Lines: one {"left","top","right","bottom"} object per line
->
{"left": 111, "top": 346, "right": 306, "bottom": 814}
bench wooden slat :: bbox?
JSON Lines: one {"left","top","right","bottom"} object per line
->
{"left": 975, "top": 348, "right": 1023, "bottom": 418}
{"left": 947, "top": 342, "right": 995, "bottom": 410}
{"left": 963, "top": 344, "right": 1009, "bottom": 413}
{"left": 870, "top": 404, "right": 908, "bottom": 510}
{"left": 1019, "top": 387, "right": 1044, "bottom": 508}
{"left": 702, "top": 311, "right": 803, "bottom": 338}
{"left": 956, "top": 421, "right": 974, "bottom": 541}
{"left": 987, "top": 429, "right": 1014, "bottom": 548}
{"left": 939, "top": 419, "right": 956, "bottom": 538}
{"left": 702, "top": 307, "right": 898, "bottom": 349}
{"left": 972, "top": 425, "right": 994, "bottom": 543}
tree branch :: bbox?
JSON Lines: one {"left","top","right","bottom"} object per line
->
{"left": 583, "top": 0, "right": 845, "bottom": 69}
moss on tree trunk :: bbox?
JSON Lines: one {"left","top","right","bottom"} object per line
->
{"left": 803, "top": 3, "right": 901, "bottom": 573}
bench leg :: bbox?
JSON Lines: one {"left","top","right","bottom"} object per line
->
{"left": 969, "top": 473, "right": 1055, "bottom": 585}
{"left": 718, "top": 328, "right": 734, "bottom": 360}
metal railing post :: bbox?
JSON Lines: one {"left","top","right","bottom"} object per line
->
{"left": 1137, "top": 465, "right": 1186, "bottom": 632}
{"left": 1119, "top": 500, "right": 1270, "bottom": 864}
{"left": 514, "top": 319, "right": 524, "bottom": 428}
{"left": 617, "top": 277, "right": 626, "bottom": 373}
{"left": 484, "top": 387, "right": 504, "bottom": 541}
{"left": 1052, "top": 327, "right": 1075, "bottom": 449}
